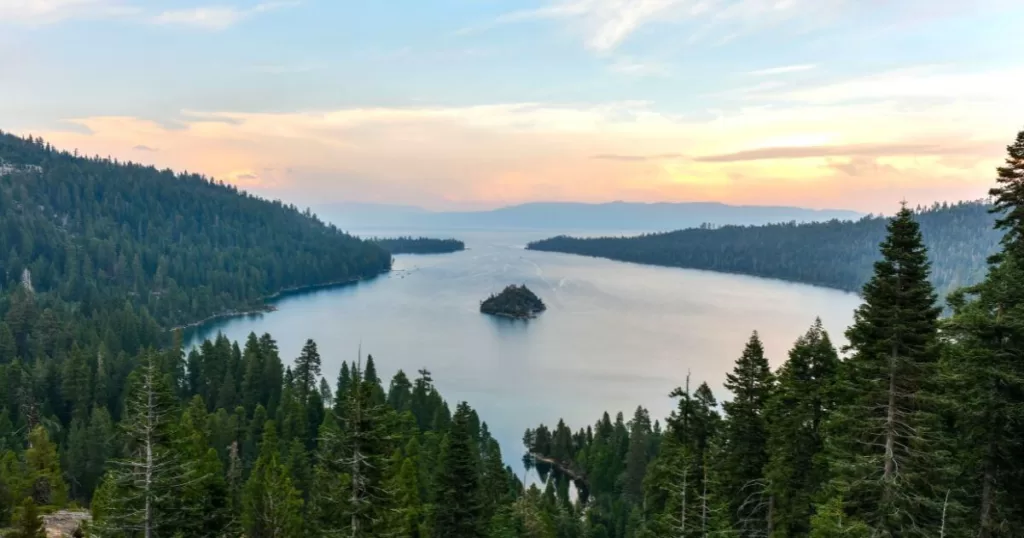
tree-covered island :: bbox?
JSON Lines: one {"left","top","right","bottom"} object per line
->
{"left": 480, "top": 284, "right": 547, "bottom": 319}
{"left": 370, "top": 236, "right": 465, "bottom": 254}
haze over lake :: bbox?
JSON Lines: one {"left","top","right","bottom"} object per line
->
{"left": 187, "top": 230, "right": 861, "bottom": 475}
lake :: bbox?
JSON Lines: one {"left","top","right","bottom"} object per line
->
{"left": 186, "top": 229, "right": 862, "bottom": 477}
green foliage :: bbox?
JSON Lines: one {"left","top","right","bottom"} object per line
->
{"left": 0, "top": 131, "right": 391, "bottom": 331}
{"left": 9, "top": 497, "right": 46, "bottom": 538}
{"left": 372, "top": 236, "right": 466, "bottom": 254}
{"left": 480, "top": 285, "right": 547, "bottom": 319}
{"left": 433, "top": 402, "right": 486, "bottom": 537}
{"left": 242, "top": 422, "right": 304, "bottom": 538}
{"left": 764, "top": 319, "right": 839, "bottom": 536}
{"left": 818, "top": 206, "right": 954, "bottom": 537}
{"left": 719, "top": 332, "right": 774, "bottom": 536}
{"left": 527, "top": 201, "right": 999, "bottom": 299}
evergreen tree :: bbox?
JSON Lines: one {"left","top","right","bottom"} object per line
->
{"left": 990, "top": 128, "right": 1024, "bottom": 260}
{"left": 242, "top": 421, "right": 304, "bottom": 538}
{"left": 312, "top": 359, "right": 396, "bottom": 536}
{"left": 719, "top": 332, "right": 774, "bottom": 536}
{"left": 175, "top": 396, "right": 231, "bottom": 537}
{"left": 622, "top": 406, "right": 652, "bottom": 505}
{"left": 433, "top": 401, "right": 485, "bottom": 537}
{"left": 764, "top": 319, "right": 840, "bottom": 537}
{"left": 293, "top": 339, "right": 321, "bottom": 406}
{"left": 818, "top": 205, "right": 951, "bottom": 537}
{"left": 23, "top": 425, "right": 66, "bottom": 508}
{"left": 90, "top": 353, "right": 184, "bottom": 537}
{"left": 10, "top": 497, "right": 46, "bottom": 538}
{"left": 941, "top": 128, "right": 1024, "bottom": 536}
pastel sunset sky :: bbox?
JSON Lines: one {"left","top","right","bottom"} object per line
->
{"left": 3, "top": 0, "right": 1022, "bottom": 211}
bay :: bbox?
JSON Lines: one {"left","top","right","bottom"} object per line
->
{"left": 186, "top": 229, "right": 862, "bottom": 477}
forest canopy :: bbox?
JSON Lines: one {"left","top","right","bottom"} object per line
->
{"left": 370, "top": 236, "right": 465, "bottom": 254}
{"left": 0, "top": 131, "right": 392, "bottom": 329}
{"left": 528, "top": 200, "right": 999, "bottom": 299}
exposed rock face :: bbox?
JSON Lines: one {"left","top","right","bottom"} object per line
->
{"left": 43, "top": 510, "right": 90, "bottom": 537}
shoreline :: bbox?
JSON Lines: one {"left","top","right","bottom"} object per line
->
{"left": 168, "top": 269, "right": 390, "bottom": 333}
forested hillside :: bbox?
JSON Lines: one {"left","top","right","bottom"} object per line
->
{"left": 0, "top": 131, "right": 391, "bottom": 329}
{"left": 528, "top": 201, "right": 998, "bottom": 298}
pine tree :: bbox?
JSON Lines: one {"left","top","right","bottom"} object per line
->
{"left": 294, "top": 339, "right": 321, "bottom": 406}
{"left": 818, "top": 205, "right": 951, "bottom": 537}
{"left": 10, "top": 497, "right": 46, "bottom": 538}
{"left": 23, "top": 425, "right": 67, "bottom": 508}
{"left": 175, "top": 396, "right": 231, "bottom": 537}
{"left": 0, "top": 322, "right": 16, "bottom": 364}
{"left": 433, "top": 401, "right": 485, "bottom": 537}
{"left": 990, "top": 128, "right": 1024, "bottom": 260}
{"left": 764, "top": 319, "right": 839, "bottom": 537}
{"left": 90, "top": 353, "right": 185, "bottom": 537}
{"left": 312, "top": 359, "right": 396, "bottom": 536}
{"left": 242, "top": 332, "right": 266, "bottom": 414}
{"left": 941, "top": 127, "right": 1024, "bottom": 536}
{"left": 720, "top": 332, "right": 774, "bottom": 536}
{"left": 242, "top": 421, "right": 304, "bottom": 538}
{"left": 623, "top": 406, "right": 652, "bottom": 504}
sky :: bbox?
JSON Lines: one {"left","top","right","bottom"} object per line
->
{"left": 2, "top": 0, "right": 1023, "bottom": 212}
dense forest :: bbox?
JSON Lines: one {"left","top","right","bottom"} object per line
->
{"left": 528, "top": 200, "right": 999, "bottom": 299}
{"left": 480, "top": 285, "right": 547, "bottom": 319}
{"left": 370, "top": 237, "right": 466, "bottom": 254}
{"left": 0, "top": 131, "right": 392, "bottom": 330}
{"left": 0, "top": 127, "right": 1022, "bottom": 538}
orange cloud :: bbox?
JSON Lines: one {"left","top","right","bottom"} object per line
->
{"left": 26, "top": 67, "right": 1017, "bottom": 212}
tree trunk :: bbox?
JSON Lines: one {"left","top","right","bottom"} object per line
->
{"left": 883, "top": 344, "right": 898, "bottom": 486}
{"left": 144, "top": 368, "right": 154, "bottom": 538}
{"left": 979, "top": 456, "right": 994, "bottom": 538}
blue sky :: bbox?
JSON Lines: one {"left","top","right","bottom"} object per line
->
{"left": 3, "top": 0, "right": 1023, "bottom": 210}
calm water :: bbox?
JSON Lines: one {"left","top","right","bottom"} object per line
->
{"left": 186, "top": 230, "right": 861, "bottom": 475}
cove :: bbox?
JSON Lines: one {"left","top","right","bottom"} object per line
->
{"left": 185, "top": 229, "right": 862, "bottom": 479}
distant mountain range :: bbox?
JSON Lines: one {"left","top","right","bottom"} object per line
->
{"left": 316, "top": 201, "right": 863, "bottom": 232}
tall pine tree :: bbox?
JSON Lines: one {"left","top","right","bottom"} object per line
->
{"left": 818, "top": 205, "right": 951, "bottom": 537}
{"left": 719, "top": 332, "right": 774, "bottom": 537}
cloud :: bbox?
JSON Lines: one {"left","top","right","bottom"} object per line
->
{"left": 759, "top": 65, "right": 1024, "bottom": 105}
{"left": 0, "top": 0, "right": 138, "bottom": 24}
{"left": 593, "top": 153, "right": 685, "bottom": 161}
{"left": 747, "top": 64, "right": 816, "bottom": 76}
{"left": 460, "top": 0, "right": 854, "bottom": 52}
{"left": 22, "top": 72, "right": 1016, "bottom": 212}
{"left": 608, "top": 57, "right": 671, "bottom": 77}
{"left": 246, "top": 61, "right": 325, "bottom": 74}
{"left": 132, "top": 144, "right": 158, "bottom": 151}
{"left": 151, "top": 1, "right": 298, "bottom": 30}
{"left": 693, "top": 141, "right": 1000, "bottom": 162}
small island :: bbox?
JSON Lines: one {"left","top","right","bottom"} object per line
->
{"left": 480, "top": 284, "right": 547, "bottom": 319}
{"left": 371, "top": 236, "right": 465, "bottom": 254}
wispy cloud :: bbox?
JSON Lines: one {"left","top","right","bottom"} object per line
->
{"left": 747, "top": 64, "right": 816, "bottom": 76}
{"left": 0, "top": 0, "right": 138, "bottom": 24}
{"left": 458, "top": 0, "right": 851, "bottom": 52}
{"left": 693, "top": 141, "right": 999, "bottom": 162}
{"left": 132, "top": 144, "right": 158, "bottom": 151}
{"left": 593, "top": 153, "right": 685, "bottom": 161}
{"left": 608, "top": 57, "right": 671, "bottom": 77}
{"left": 152, "top": 1, "right": 298, "bottom": 30}
{"left": 247, "top": 61, "right": 325, "bottom": 74}
{"left": 0, "top": 0, "right": 296, "bottom": 28}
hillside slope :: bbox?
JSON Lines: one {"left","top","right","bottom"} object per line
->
{"left": 0, "top": 132, "right": 391, "bottom": 328}
{"left": 528, "top": 201, "right": 998, "bottom": 297}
